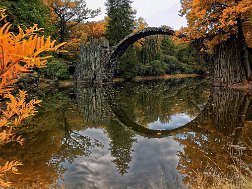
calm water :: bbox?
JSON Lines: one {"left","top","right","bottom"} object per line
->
{"left": 1, "top": 77, "right": 252, "bottom": 189}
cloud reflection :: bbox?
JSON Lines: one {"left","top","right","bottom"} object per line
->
{"left": 62, "top": 129, "right": 186, "bottom": 189}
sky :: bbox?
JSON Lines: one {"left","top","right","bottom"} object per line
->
{"left": 85, "top": 0, "right": 187, "bottom": 30}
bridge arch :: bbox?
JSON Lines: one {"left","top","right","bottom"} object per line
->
{"left": 109, "top": 27, "right": 175, "bottom": 66}
{"left": 109, "top": 99, "right": 209, "bottom": 138}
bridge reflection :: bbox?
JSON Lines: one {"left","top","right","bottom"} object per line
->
{"left": 110, "top": 90, "right": 250, "bottom": 141}
{"left": 76, "top": 78, "right": 251, "bottom": 140}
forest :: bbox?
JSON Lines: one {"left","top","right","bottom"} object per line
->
{"left": 0, "top": 0, "right": 252, "bottom": 188}
{"left": 0, "top": 0, "right": 206, "bottom": 80}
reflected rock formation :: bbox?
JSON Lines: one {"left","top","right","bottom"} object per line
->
{"left": 75, "top": 84, "right": 136, "bottom": 175}
{"left": 75, "top": 84, "right": 113, "bottom": 127}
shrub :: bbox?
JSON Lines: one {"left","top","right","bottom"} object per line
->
{"left": 161, "top": 55, "right": 186, "bottom": 74}
{"left": 142, "top": 60, "right": 168, "bottom": 76}
{"left": 40, "top": 59, "right": 70, "bottom": 80}
{"left": 184, "top": 66, "right": 195, "bottom": 74}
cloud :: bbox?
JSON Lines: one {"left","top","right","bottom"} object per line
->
{"left": 85, "top": 0, "right": 106, "bottom": 21}
{"left": 145, "top": 3, "right": 187, "bottom": 29}
{"left": 85, "top": 0, "right": 187, "bottom": 29}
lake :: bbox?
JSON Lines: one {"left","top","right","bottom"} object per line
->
{"left": 1, "top": 77, "right": 252, "bottom": 189}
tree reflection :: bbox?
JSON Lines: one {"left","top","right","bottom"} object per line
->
{"left": 75, "top": 84, "right": 137, "bottom": 175}
{"left": 54, "top": 122, "right": 103, "bottom": 164}
{"left": 0, "top": 90, "right": 102, "bottom": 188}
{"left": 175, "top": 88, "right": 252, "bottom": 188}
{"left": 106, "top": 119, "right": 136, "bottom": 175}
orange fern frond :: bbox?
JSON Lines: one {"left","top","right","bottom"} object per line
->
{"left": 0, "top": 22, "right": 65, "bottom": 93}
{"left": 1, "top": 90, "right": 42, "bottom": 128}
{"left": 0, "top": 161, "right": 23, "bottom": 187}
{"left": 0, "top": 8, "right": 6, "bottom": 21}
{"left": 0, "top": 9, "right": 65, "bottom": 187}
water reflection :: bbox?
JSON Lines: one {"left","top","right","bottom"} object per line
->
{"left": 1, "top": 78, "right": 252, "bottom": 188}
{"left": 106, "top": 120, "right": 136, "bottom": 175}
{"left": 148, "top": 113, "right": 192, "bottom": 130}
{"left": 111, "top": 78, "right": 209, "bottom": 130}
{"left": 176, "top": 88, "right": 252, "bottom": 188}
{"left": 106, "top": 78, "right": 210, "bottom": 138}
{"left": 0, "top": 90, "right": 102, "bottom": 189}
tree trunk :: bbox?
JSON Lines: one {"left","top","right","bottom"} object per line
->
{"left": 58, "top": 19, "right": 66, "bottom": 58}
{"left": 211, "top": 35, "right": 246, "bottom": 86}
{"left": 248, "top": 47, "right": 252, "bottom": 80}
{"left": 237, "top": 18, "right": 252, "bottom": 80}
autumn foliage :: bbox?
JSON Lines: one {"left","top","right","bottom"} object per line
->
{"left": 0, "top": 161, "right": 23, "bottom": 187}
{"left": 0, "top": 8, "right": 65, "bottom": 187}
{"left": 180, "top": 0, "right": 252, "bottom": 50}
{"left": 63, "top": 20, "right": 106, "bottom": 59}
{"left": 0, "top": 23, "right": 65, "bottom": 93}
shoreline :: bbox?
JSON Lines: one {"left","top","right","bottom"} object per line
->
{"left": 37, "top": 76, "right": 252, "bottom": 97}
{"left": 113, "top": 74, "right": 200, "bottom": 82}
{"left": 37, "top": 74, "right": 202, "bottom": 90}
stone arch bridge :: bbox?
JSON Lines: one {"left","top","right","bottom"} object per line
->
{"left": 75, "top": 27, "right": 174, "bottom": 83}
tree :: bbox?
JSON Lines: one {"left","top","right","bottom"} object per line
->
{"left": 44, "top": 0, "right": 100, "bottom": 43}
{"left": 86, "top": 20, "right": 106, "bottom": 39}
{"left": 116, "top": 47, "right": 140, "bottom": 78}
{"left": 133, "top": 17, "right": 148, "bottom": 48}
{"left": 105, "top": 0, "right": 136, "bottom": 46}
{"left": 161, "top": 36, "right": 176, "bottom": 56}
{"left": 180, "top": 0, "right": 252, "bottom": 49}
{"left": 63, "top": 20, "right": 106, "bottom": 60}
{"left": 105, "top": 0, "right": 138, "bottom": 79}
{"left": 180, "top": 0, "right": 252, "bottom": 85}
{"left": 0, "top": 0, "right": 54, "bottom": 36}
{"left": 138, "top": 35, "right": 162, "bottom": 65}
